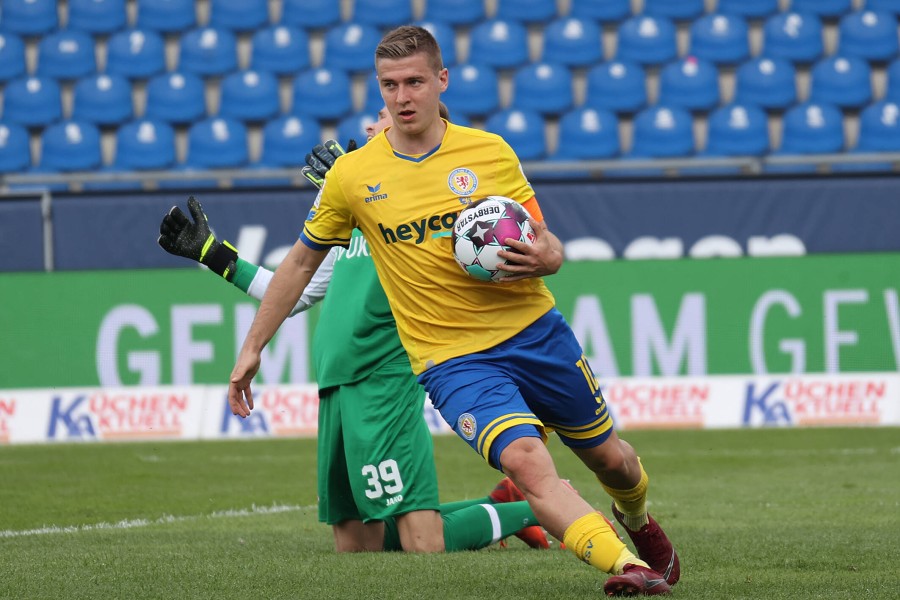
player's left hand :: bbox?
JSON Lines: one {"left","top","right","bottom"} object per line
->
{"left": 496, "top": 219, "right": 564, "bottom": 281}
{"left": 158, "top": 196, "right": 238, "bottom": 281}
{"left": 301, "top": 139, "right": 357, "bottom": 189}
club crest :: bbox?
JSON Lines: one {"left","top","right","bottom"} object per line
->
{"left": 448, "top": 167, "right": 478, "bottom": 197}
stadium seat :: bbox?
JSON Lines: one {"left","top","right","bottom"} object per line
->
{"left": 866, "top": 0, "right": 900, "bottom": 15}
{"left": 0, "top": 0, "right": 57, "bottom": 36}
{"left": 511, "top": 63, "right": 573, "bottom": 116}
{"left": 353, "top": 0, "right": 413, "bottom": 28}
{"left": 569, "top": 0, "right": 630, "bottom": 23}
{"left": 323, "top": 23, "right": 382, "bottom": 74}
{"left": 424, "top": 0, "right": 485, "bottom": 27}
{"left": 689, "top": 13, "right": 750, "bottom": 65}
{"left": 105, "top": 29, "right": 166, "bottom": 80}
{"left": 658, "top": 56, "right": 720, "bottom": 112}
{"left": 1, "top": 76, "right": 62, "bottom": 127}
{"left": 778, "top": 102, "right": 844, "bottom": 154}
{"left": 260, "top": 115, "right": 321, "bottom": 167}
{"left": 584, "top": 60, "right": 647, "bottom": 113}
{"left": 616, "top": 15, "right": 677, "bottom": 66}
{"left": 644, "top": 0, "right": 704, "bottom": 21}
{"left": 838, "top": 10, "right": 899, "bottom": 62}
{"left": 468, "top": 19, "right": 530, "bottom": 70}
{"left": 762, "top": 12, "right": 824, "bottom": 64}
{"left": 0, "top": 33, "right": 26, "bottom": 82}
{"left": 441, "top": 63, "right": 499, "bottom": 118}
{"left": 72, "top": 73, "right": 134, "bottom": 126}
{"left": 553, "top": 107, "right": 619, "bottom": 159}
{"left": 144, "top": 71, "right": 206, "bottom": 124}
{"left": 281, "top": 0, "right": 341, "bottom": 30}
{"left": 542, "top": 17, "right": 603, "bottom": 68}
{"left": 886, "top": 58, "right": 900, "bottom": 101}
{"left": 484, "top": 108, "right": 547, "bottom": 160}
{"left": 0, "top": 122, "right": 31, "bottom": 173}
{"left": 37, "top": 30, "right": 96, "bottom": 80}
{"left": 416, "top": 21, "right": 457, "bottom": 67}
{"left": 40, "top": 120, "right": 102, "bottom": 171}
{"left": 336, "top": 112, "right": 376, "bottom": 150}
{"left": 219, "top": 70, "right": 280, "bottom": 122}
{"left": 363, "top": 72, "right": 384, "bottom": 114}
{"left": 734, "top": 56, "right": 797, "bottom": 110}
{"left": 250, "top": 25, "right": 310, "bottom": 76}
{"left": 137, "top": 0, "right": 196, "bottom": 33}
{"left": 718, "top": 0, "right": 779, "bottom": 19}
{"left": 630, "top": 105, "right": 694, "bottom": 157}
{"left": 809, "top": 55, "right": 872, "bottom": 109}
{"left": 790, "top": 0, "right": 853, "bottom": 19}
{"left": 114, "top": 119, "right": 177, "bottom": 170}
{"left": 179, "top": 27, "right": 238, "bottom": 77}
{"left": 186, "top": 117, "right": 248, "bottom": 168}
{"left": 856, "top": 100, "right": 900, "bottom": 151}
{"left": 67, "top": 0, "right": 127, "bottom": 34}
{"left": 291, "top": 67, "right": 353, "bottom": 120}
{"left": 496, "top": 0, "right": 559, "bottom": 24}
{"left": 209, "top": 0, "right": 270, "bottom": 32}
{"left": 705, "top": 103, "right": 769, "bottom": 156}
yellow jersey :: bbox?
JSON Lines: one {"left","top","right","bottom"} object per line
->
{"left": 302, "top": 121, "right": 556, "bottom": 374}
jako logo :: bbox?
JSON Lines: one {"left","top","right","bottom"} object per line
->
{"left": 379, "top": 211, "right": 460, "bottom": 245}
{"left": 364, "top": 182, "right": 388, "bottom": 203}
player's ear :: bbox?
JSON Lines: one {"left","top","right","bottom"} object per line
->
{"left": 438, "top": 68, "right": 449, "bottom": 92}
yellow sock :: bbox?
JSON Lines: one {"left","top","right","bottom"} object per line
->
{"left": 563, "top": 512, "right": 647, "bottom": 574}
{"left": 601, "top": 459, "right": 649, "bottom": 531}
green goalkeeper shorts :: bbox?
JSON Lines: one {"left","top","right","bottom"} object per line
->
{"left": 317, "top": 359, "right": 440, "bottom": 525}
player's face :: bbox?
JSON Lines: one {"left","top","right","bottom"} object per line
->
{"left": 366, "top": 107, "right": 392, "bottom": 141}
{"left": 376, "top": 53, "right": 448, "bottom": 139}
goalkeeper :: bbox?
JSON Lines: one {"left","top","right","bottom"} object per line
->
{"left": 158, "top": 106, "right": 555, "bottom": 553}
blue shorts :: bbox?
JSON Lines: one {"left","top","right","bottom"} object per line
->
{"left": 417, "top": 308, "right": 614, "bottom": 470}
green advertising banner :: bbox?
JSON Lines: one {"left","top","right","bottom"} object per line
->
{"left": 1, "top": 253, "right": 898, "bottom": 388}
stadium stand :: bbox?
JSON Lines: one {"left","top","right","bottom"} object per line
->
{"left": 734, "top": 56, "right": 797, "bottom": 110}
{"left": 630, "top": 105, "right": 695, "bottom": 158}
{"left": 144, "top": 71, "right": 207, "bottom": 124}
{"left": 791, "top": 0, "right": 854, "bottom": 19}
{"left": 281, "top": 0, "right": 341, "bottom": 30}
{"left": 323, "top": 23, "right": 382, "bottom": 73}
{"left": 705, "top": 103, "right": 770, "bottom": 156}
{"left": 553, "top": 107, "right": 620, "bottom": 160}
{"left": 644, "top": 0, "right": 705, "bottom": 22}
{"left": 40, "top": 121, "right": 102, "bottom": 171}
{"left": 441, "top": 63, "right": 500, "bottom": 118}
{"left": 867, "top": 0, "right": 900, "bottom": 14}
{"left": 2, "top": 76, "right": 63, "bottom": 128}
{"left": 0, "top": 0, "right": 58, "bottom": 36}
{"left": 417, "top": 20, "right": 457, "bottom": 66}
{"left": 657, "top": 56, "right": 720, "bottom": 112}
{"left": 778, "top": 102, "right": 845, "bottom": 154}
{"left": 496, "top": 0, "right": 558, "bottom": 24}
{"left": 511, "top": 63, "right": 573, "bottom": 116}
{"left": 887, "top": 58, "right": 900, "bottom": 101}
{"left": 0, "top": 123, "right": 31, "bottom": 173}
{"left": 0, "top": 33, "right": 26, "bottom": 82}
{"left": 250, "top": 25, "right": 311, "bottom": 76}
{"left": 114, "top": 119, "right": 177, "bottom": 170}
{"left": 616, "top": 15, "right": 678, "bottom": 66}
{"left": 105, "top": 29, "right": 167, "bottom": 80}
{"left": 219, "top": 70, "right": 280, "bottom": 122}
{"left": 423, "top": 0, "right": 485, "bottom": 27}
{"left": 185, "top": 117, "right": 248, "bottom": 168}
{"left": 485, "top": 108, "right": 547, "bottom": 160}
{"left": 67, "top": 0, "right": 127, "bottom": 35}
{"left": 542, "top": 17, "right": 603, "bottom": 68}
{"left": 260, "top": 115, "right": 321, "bottom": 167}
{"left": 353, "top": 0, "right": 414, "bottom": 28}
{"left": 808, "top": 55, "right": 873, "bottom": 109}
{"left": 209, "top": 0, "right": 270, "bottom": 33}
{"left": 856, "top": 99, "right": 900, "bottom": 151}
{"left": 838, "top": 10, "right": 899, "bottom": 62}
{"left": 568, "top": 0, "right": 630, "bottom": 23}
{"left": 72, "top": 74, "right": 135, "bottom": 126}
{"left": 337, "top": 112, "right": 375, "bottom": 149}
{"left": 688, "top": 13, "right": 750, "bottom": 65}
{"left": 468, "top": 19, "right": 530, "bottom": 69}
{"left": 761, "top": 12, "right": 824, "bottom": 64}
{"left": 584, "top": 60, "right": 647, "bottom": 114}
{"left": 718, "top": 0, "right": 780, "bottom": 19}
{"left": 37, "top": 30, "right": 96, "bottom": 81}
{"left": 178, "top": 27, "right": 238, "bottom": 76}
{"left": 291, "top": 67, "right": 353, "bottom": 120}
{"left": 136, "top": 0, "right": 197, "bottom": 33}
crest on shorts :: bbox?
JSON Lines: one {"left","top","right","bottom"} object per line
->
{"left": 448, "top": 168, "right": 478, "bottom": 197}
{"left": 458, "top": 413, "right": 477, "bottom": 440}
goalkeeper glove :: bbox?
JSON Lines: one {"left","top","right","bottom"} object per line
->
{"left": 300, "top": 138, "right": 357, "bottom": 189}
{"left": 158, "top": 196, "right": 238, "bottom": 282}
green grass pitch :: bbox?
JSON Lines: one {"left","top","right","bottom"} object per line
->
{"left": 1, "top": 427, "right": 897, "bottom": 599}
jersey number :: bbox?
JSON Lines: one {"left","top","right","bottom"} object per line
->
{"left": 361, "top": 459, "right": 404, "bottom": 499}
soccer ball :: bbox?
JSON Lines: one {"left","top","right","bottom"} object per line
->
{"left": 452, "top": 196, "right": 535, "bottom": 282}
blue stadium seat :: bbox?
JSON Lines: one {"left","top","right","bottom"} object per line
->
{"left": 363, "top": 72, "right": 384, "bottom": 114}
{"left": 336, "top": 112, "right": 375, "bottom": 150}
{"left": 553, "top": 107, "right": 619, "bottom": 159}
{"left": 718, "top": 0, "right": 779, "bottom": 19}
{"left": 809, "top": 55, "right": 872, "bottom": 109}
{"left": 37, "top": 30, "right": 96, "bottom": 80}
{"left": 209, "top": 0, "right": 270, "bottom": 32}
{"left": 441, "top": 63, "right": 499, "bottom": 118}
{"left": 2, "top": 76, "right": 62, "bottom": 127}
{"left": 838, "top": 10, "right": 899, "bottom": 62}
{"left": 281, "top": 0, "right": 341, "bottom": 30}
{"left": 323, "top": 23, "right": 382, "bottom": 74}
{"left": 0, "top": 33, "right": 26, "bottom": 82}
{"left": 644, "top": 0, "right": 704, "bottom": 21}
{"left": 856, "top": 100, "right": 900, "bottom": 151}
{"left": 542, "top": 17, "right": 603, "bottom": 68}
{"left": 584, "top": 60, "right": 646, "bottom": 113}
{"left": 569, "top": 0, "right": 631, "bottom": 23}
{"left": 886, "top": 58, "right": 900, "bottom": 101}
{"left": 250, "top": 25, "right": 310, "bottom": 76}
{"left": 616, "top": 15, "right": 677, "bottom": 66}
{"left": 689, "top": 13, "right": 750, "bottom": 66}
{"left": 137, "top": 0, "right": 196, "bottom": 33}
{"left": 416, "top": 21, "right": 457, "bottom": 67}
{"left": 484, "top": 108, "right": 547, "bottom": 160}
{"left": 353, "top": 0, "right": 413, "bottom": 28}
{"left": 291, "top": 67, "right": 353, "bottom": 120}
{"left": 778, "top": 102, "right": 844, "bottom": 153}
{"left": 762, "top": 12, "right": 824, "bottom": 64}
{"left": 114, "top": 119, "right": 177, "bottom": 170}
{"left": 790, "top": 0, "right": 853, "bottom": 18}
{"left": 630, "top": 105, "right": 694, "bottom": 157}
{"left": 0, "top": 0, "right": 57, "bottom": 35}
{"left": 496, "top": 0, "right": 559, "bottom": 24}
{"left": 219, "top": 70, "right": 280, "bottom": 122}
{"left": 72, "top": 73, "right": 134, "bottom": 126}
{"left": 179, "top": 27, "right": 238, "bottom": 77}
{"left": 468, "top": 19, "right": 530, "bottom": 70}
{"left": 186, "top": 117, "right": 248, "bottom": 168}
{"left": 144, "top": 71, "right": 206, "bottom": 124}
{"left": 734, "top": 56, "right": 797, "bottom": 110}
{"left": 40, "top": 120, "right": 102, "bottom": 171}
{"left": 260, "top": 115, "right": 321, "bottom": 167}
{"left": 511, "top": 63, "right": 573, "bottom": 116}
{"left": 866, "top": 0, "right": 900, "bottom": 15}
{"left": 68, "top": 0, "right": 127, "bottom": 34}
{"left": 106, "top": 29, "right": 166, "bottom": 80}
{"left": 658, "top": 56, "right": 720, "bottom": 112}
{"left": 705, "top": 103, "right": 769, "bottom": 156}
{"left": 424, "top": 0, "right": 485, "bottom": 27}
{"left": 0, "top": 122, "right": 31, "bottom": 173}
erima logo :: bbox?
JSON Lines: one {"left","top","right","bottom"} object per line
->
{"left": 379, "top": 210, "right": 460, "bottom": 245}
{"left": 364, "top": 182, "right": 387, "bottom": 203}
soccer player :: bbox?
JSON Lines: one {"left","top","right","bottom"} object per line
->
{"left": 228, "top": 26, "right": 679, "bottom": 595}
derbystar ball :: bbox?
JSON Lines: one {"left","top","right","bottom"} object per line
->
{"left": 452, "top": 196, "right": 535, "bottom": 282}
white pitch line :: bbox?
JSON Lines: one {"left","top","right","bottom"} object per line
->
{"left": 0, "top": 503, "right": 312, "bottom": 539}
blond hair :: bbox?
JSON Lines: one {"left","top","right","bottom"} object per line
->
{"left": 375, "top": 25, "right": 444, "bottom": 74}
